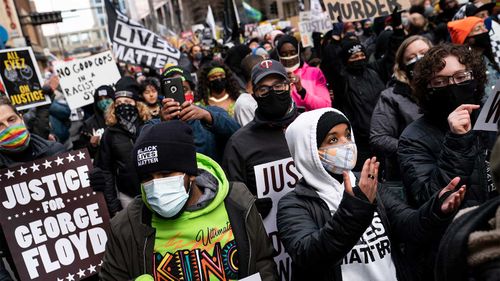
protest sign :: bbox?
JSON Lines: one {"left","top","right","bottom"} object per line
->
{"left": 0, "top": 47, "right": 50, "bottom": 110}
{"left": 254, "top": 158, "right": 302, "bottom": 281}
{"left": 55, "top": 51, "right": 121, "bottom": 110}
{"left": 324, "top": 0, "right": 411, "bottom": 22}
{"left": 0, "top": 149, "right": 110, "bottom": 281}
{"left": 299, "top": 15, "right": 332, "bottom": 47}
{"left": 474, "top": 82, "right": 500, "bottom": 132}
{"left": 105, "top": 0, "right": 180, "bottom": 69}
{"left": 257, "top": 23, "right": 274, "bottom": 38}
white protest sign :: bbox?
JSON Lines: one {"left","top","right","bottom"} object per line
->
{"left": 254, "top": 157, "right": 302, "bottom": 281}
{"left": 257, "top": 23, "right": 274, "bottom": 38}
{"left": 240, "top": 273, "right": 262, "bottom": 281}
{"left": 474, "top": 81, "right": 500, "bottom": 131}
{"left": 324, "top": 0, "right": 411, "bottom": 22}
{"left": 299, "top": 15, "right": 332, "bottom": 48}
{"left": 277, "top": 21, "right": 292, "bottom": 30}
{"left": 55, "top": 51, "right": 121, "bottom": 110}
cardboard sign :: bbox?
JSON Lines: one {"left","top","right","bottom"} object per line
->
{"left": 474, "top": 82, "right": 500, "bottom": 131}
{"left": 0, "top": 149, "right": 110, "bottom": 281}
{"left": 324, "top": 0, "right": 411, "bottom": 22}
{"left": 105, "top": 0, "right": 180, "bottom": 69}
{"left": 0, "top": 47, "right": 50, "bottom": 110}
{"left": 254, "top": 158, "right": 302, "bottom": 281}
{"left": 299, "top": 16, "right": 332, "bottom": 47}
{"left": 55, "top": 51, "right": 121, "bottom": 110}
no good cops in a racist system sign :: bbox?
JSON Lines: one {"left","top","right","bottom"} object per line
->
{"left": 0, "top": 149, "right": 110, "bottom": 281}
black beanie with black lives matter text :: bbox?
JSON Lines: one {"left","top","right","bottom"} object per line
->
{"left": 133, "top": 121, "right": 197, "bottom": 180}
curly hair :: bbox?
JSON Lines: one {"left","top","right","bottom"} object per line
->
{"left": 105, "top": 101, "right": 151, "bottom": 127}
{"left": 196, "top": 61, "right": 241, "bottom": 104}
{"left": 411, "top": 44, "right": 487, "bottom": 110}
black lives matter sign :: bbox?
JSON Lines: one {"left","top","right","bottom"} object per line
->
{"left": 0, "top": 149, "right": 110, "bottom": 281}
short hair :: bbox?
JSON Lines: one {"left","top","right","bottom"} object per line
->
{"left": 393, "top": 35, "right": 433, "bottom": 84}
{"left": 0, "top": 96, "right": 20, "bottom": 116}
{"left": 241, "top": 55, "right": 264, "bottom": 83}
{"left": 411, "top": 44, "right": 487, "bottom": 111}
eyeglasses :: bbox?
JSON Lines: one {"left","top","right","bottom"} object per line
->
{"left": 428, "top": 70, "right": 474, "bottom": 88}
{"left": 254, "top": 82, "right": 290, "bottom": 97}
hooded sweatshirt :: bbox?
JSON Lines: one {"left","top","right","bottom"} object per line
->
{"left": 285, "top": 108, "right": 397, "bottom": 281}
{"left": 147, "top": 154, "right": 238, "bottom": 280}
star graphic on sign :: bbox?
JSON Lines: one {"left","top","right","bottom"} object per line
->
{"left": 98, "top": 260, "right": 103, "bottom": 266}
{"left": 30, "top": 163, "right": 40, "bottom": 172}
{"left": 77, "top": 151, "right": 86, "bottom": 160}
{"left": 5, "top": 170, "right": 14, "bottom": 179}
{"left": 55, "top": 157, "right": 64, "bottom": 166}
{"left": 17, "top": 166, "right": 27, "bottom": 176}
{"left": 66, "top": 153, "right": 75, "bottom": 162}
{"left": 21, "top": 212, "right": 26, "bottom": 216}
{"left": 87, "top": 264, "right": 96, "bottom": 273}
{"left": 57, "top": 278, "right": 64, "bottom": 281}
{"left": 42, "top": 160, "right": 52, "bottom": 169}
{"left": 76, "top": 268, "right": 86, "bottom": 278}
{"left": 65, "top": 272, "right": 75, "bottom": 281}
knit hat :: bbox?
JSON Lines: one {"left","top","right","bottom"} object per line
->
{"left": 114, "top": 76, "right": 141, "bottom": 101}
{"left": 340, "top": 39, "right": 366, "bottom": 63}
{"left": 316, "top": 111, "right": 350, "bottom": 147}
{"left": 276, "top": 35, "right": 299, "bottom": 55}
{"left": 133, "top": 121, "right": 197, "bottom": 180}
{"left": 162, "top": 65, "right": 195, "bottom": 90}
{"left": 447, "top": 17, "right": 484, "bottom": 44}
{"left": 465, "top": 2, "right": 495, "bottom": 18}
{"left": 94, "top": 85, "right": 114, "bottom": 99}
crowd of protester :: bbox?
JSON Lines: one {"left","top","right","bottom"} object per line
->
{"left": 1, "top": 0, "right": 500, "bottom": 280}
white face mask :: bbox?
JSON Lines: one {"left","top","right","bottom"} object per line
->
{"left": 143, "top": 174, "right": 190, "bottom": 218}
{"left": 318, "top": 142, "right": 358, "bottom": 175}
{"left": 279, "top": 51, "right": 300, "bottom": 72}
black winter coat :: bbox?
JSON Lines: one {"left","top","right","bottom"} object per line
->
{"left": 95, "top": 125, "right": 140, "bottom": 213}
{"left": 398, "top": 117, "right": 496, "bottom": 208}
{"left": 277, "top": 181, "right": 451, "bottom": 281}
{"left": 370, "top": 81, "right": 421, "bottom": 180}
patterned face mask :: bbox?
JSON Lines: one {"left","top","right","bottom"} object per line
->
{"left": 0, "top": 123, "right": 31, "bottom": 152}
{"left": 318, "top": 142, "right": 357, "bottom": 175}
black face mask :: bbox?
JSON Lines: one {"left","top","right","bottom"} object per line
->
{"left": 254, "top": 90, "right": 292, "bottom": 120}
{"left": 363, "top": 28, "right": 372, "bottom": 36}
{"left": 469, "top": 32, "right": 492, "bottom": 53}
{"left": 209, "top": 78, "right": 227, "bottom": 94}
{"left": 115, "top": 104, "right": 138, "bottom": 122}
{"left": 346, "top": 59, "right": 367, "bottom": 74}
{"left": 405, "top": 61, "right": 417, "bottom": 81}
{"left": 424, "top": 80, "right": 478, "bottom": 121}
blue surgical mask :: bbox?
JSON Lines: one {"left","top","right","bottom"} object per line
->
{"left": 142, "top": 174, "right": 190, "bottom": 218}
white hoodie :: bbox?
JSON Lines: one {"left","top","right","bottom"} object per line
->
{"left": 285, "top": 108, "right": 398, "bottom": 281}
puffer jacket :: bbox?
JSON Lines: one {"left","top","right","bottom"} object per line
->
{"left": 100, "top": 154, "right": 277, "bottom": 281}
{"left": 277, "top": 181, "right": 451, "bottom": 281}
{"left": 398, "top": 117, "right": 496, "bottom": 208}
{"left": 370, "top": 81, "right": 422, "bottom": 180}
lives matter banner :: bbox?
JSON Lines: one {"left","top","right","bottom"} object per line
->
{"left": 0, "top": 149, "right": 110, "bottom": 281}
{"left": 0, "top": 47, "right": 50, "bottom": 110}
{"left": 105, "top": 0, "right": 180, "bottom": 69}
{"left": 324, "top": 0, "right": 411, "bottom": 22}
{"left": 254, "top": 158, "right": 302, "bottom": 281}
{"left": 55, "top": 51, "right": 121, "bottom": 110}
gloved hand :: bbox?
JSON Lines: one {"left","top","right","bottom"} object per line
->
{"left": 255, "top": 197, "right": 273, "bottom": 219}
{"left": 89, "top": 167, "right": 106, "bottom": 192}
{"left": 391, "top": 7, "right": 402, "bottom": 28}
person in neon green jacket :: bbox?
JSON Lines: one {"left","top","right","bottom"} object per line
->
{"left": 100, "top": 120, "right": 277, "bottom": 281}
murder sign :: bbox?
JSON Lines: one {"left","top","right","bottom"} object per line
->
{"left": 254, "top": 158, "right": 302, "bottom": 281}
{"left": 474, "top": 81, "right": 500, "bottom": 132}
{"left": 324, "top": 0, "right": 411, "bottom": 22}
{"left": 0, "top": 47, "right": 50, "bottom": 110}
{"left": 105, "top": 0, "right": 180, "bottom": 69}
{"left": 0, "top": 149, "right": 110, "bottom": 281}
{"left": 55, "top": 51, "right": 121, "bottom": 110}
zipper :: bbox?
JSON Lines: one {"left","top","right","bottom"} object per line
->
{"left": 143, "top": 235, "right": 149, "bottom": 275}
{"left": 245, "top": 197, "right": 256, "bottom": 274}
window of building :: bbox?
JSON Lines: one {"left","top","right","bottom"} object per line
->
{"left": 100, "top": 18, "right": 105, "bottom": 26}
{"left": 97, "top": 7, "right": 103, "bottom": 14}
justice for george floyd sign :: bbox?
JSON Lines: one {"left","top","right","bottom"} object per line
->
{"left": 254, "top": 157, "right": 302, "bottom": 281}
{"left": 0, "top": 149, "right": 110, "bottom": 281}
{"left": 323, "top": 0, "right": 411, "bottom": 22}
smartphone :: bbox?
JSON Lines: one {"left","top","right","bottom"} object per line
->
{"left": 161, "top": 77, "right": 185, "bottom": 104}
